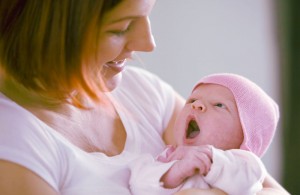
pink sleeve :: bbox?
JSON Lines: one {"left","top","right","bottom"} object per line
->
{"left": 204, "top": 148, "right": 266, "bottom": 195}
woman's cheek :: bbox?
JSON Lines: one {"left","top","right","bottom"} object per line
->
{"left": 98, "top": 37, "right": 125, "bottom": 61}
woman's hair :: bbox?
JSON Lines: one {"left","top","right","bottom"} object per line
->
{"left": 0, "top": 0, "right": 122, "bottom": 107}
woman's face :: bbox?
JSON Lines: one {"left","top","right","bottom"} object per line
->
{"left": 92, "top": 0, "right": 156, "bottom": 91}
{"left": 174, "top": 84, "right": 244, "bottom": 150}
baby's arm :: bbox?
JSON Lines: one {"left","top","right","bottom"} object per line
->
{"left": 204, "top": 148, "right": 266, "bottom": 195}
{"left": 159, "top": 145, "right": 213, "bottom": 188}
{"left": 160, "top": 145, "right": 266, "bottom": 195}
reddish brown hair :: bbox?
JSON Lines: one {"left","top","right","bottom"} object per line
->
{"left": 0, "top": 0, "right": 122, "bottom": 107}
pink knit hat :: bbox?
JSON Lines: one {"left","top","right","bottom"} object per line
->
{"left": 193, "top": 73, "right": 279, "bottom": 157}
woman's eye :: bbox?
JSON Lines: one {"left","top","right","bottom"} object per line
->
{"left": 108, "top": 27, "right": 130, "bottom": 36}
{"left": 105, "top": 19, "right": 135, "bottom": 37}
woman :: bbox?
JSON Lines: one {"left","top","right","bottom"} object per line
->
{"left": 0, "top": 0, "right": 289, "bottom": 194}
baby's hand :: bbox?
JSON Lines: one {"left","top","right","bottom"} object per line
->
{"left": 157, "top": 145, "right": 176, "bottom": 162}
{"left": 159, "top": 145, "right": 213, "bottom": 188}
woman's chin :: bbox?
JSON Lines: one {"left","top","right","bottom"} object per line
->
{"left": 103, "top": 73, "right": 123, "bottom": 92}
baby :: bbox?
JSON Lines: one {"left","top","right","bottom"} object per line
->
{"left": 129, "top": 73, "right": 279, "bottom": 195}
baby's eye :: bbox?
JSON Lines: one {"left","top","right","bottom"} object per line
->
{"left": 215, "top": 103, "right": 226, "bottom": 108}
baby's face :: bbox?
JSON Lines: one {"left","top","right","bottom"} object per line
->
{"left": 174, "top": 83, "right": 243, "bottom": 150}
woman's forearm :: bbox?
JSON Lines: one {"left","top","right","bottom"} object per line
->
{"left": 258, "top": 173, "right": 290, "bottom": 195}
{"left": 174, "top": 188, "right": 226, "bottom": 195}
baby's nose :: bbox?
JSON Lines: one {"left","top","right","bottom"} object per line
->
{"left": 191, "top": 100, "right": 206, "bottom": 112}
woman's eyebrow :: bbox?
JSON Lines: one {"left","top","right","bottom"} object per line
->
{"left": 109, "top": 16, "right": 140, "bottom": 24}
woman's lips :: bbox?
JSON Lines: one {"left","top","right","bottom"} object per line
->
{"left": 104, "top": 59, "right": 126, "bottom": 72}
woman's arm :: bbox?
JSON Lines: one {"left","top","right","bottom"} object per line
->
{"left": 0, "top": 160, "right": 58, "bottom": 195}
{"left": 174, "top": 188, "right": 226, "bottom": 195}
{"left": 163, "top": 91, "right": 185, "bottom": 145}
{"left": 258, "top": 173, "right": 290, "bottom": 195}
{"left": 172, "top": 174, "right": 290, "bottom": 195}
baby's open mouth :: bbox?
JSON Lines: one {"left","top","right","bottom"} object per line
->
{"left": 186, "top": 120, "right": 200, "bottom": 139}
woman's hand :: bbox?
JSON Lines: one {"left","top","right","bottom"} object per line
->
{"left": 174, "top": 188, "right": 227, "bottom": 195}
{"left": 158, "top": 145, "right": 213, "bottom": 188}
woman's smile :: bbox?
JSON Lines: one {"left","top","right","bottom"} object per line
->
{"left": 105, "top": 59, "right": 127, "bottom": 73}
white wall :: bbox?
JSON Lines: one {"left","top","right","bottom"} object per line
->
{"left": 130, "top": 0, "right": 282, "bottom": 182}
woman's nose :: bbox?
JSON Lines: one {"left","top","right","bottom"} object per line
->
{"left": 126, "top": 17, "right": 156, "bottom": 52}
{"left": 191, "top": 100, "right": 206, "bottom": 112}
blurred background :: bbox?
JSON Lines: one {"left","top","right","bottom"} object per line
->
{"left": 130, "top": 0, "right": 299, "bottom": 194}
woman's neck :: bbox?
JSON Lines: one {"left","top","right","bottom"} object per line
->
{"left": 0, "top": 75, "right": 126, "bottom": 155}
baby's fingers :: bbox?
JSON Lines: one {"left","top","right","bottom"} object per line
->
{"left": 160, "top": 159, "right": 196, "bottom": 188}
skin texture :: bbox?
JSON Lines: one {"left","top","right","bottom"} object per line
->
{"left": 159, "top": 145, "right": 213, "bottom": 188}
{"left": 0, "top": 160, "right": 58, "bottom": 195}
{"left": 175, "top": 188, "right": 226, "bottom": 195}
{"left": 175, "top": 84, "right": 244, "bottom": 149}
{"left": 92, "top": 0, "right": 156, "bottom": 91}
{"left": 176, "top": 175, "right": 291, "bottom": 195}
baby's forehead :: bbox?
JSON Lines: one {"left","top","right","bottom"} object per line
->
{"left": 190, "top": 83, "right": 239, "bottom": 110}
{"left": 194, "top": 82, "right": 228, "bottom": 90}
{"left": 192, "top": 83, "right": 235, "bottom": 99}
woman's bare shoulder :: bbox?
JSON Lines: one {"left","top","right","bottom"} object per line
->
{"left": 0, "top": 160, "right": 58, "bottom": 195}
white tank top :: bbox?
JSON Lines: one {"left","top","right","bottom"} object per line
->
{"left": 0, "top": 66, "right": 175, "bottom": 194}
